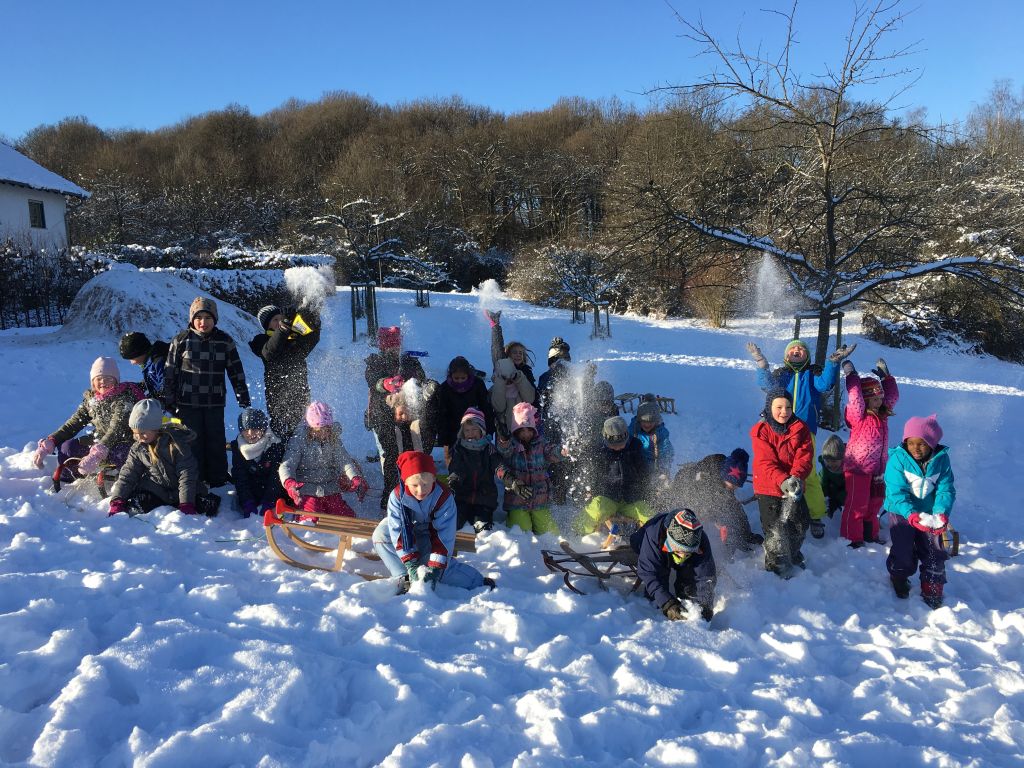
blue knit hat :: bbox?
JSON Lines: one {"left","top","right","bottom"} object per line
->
{"left": 238, "top": 408, "right": 269, "bottom": 432}
{"left": 720, "top": 448, "right": 749, "bottom": 487}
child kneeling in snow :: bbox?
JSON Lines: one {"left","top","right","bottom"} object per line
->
{"left": 372, "top": 450, "right": 490, "bottom": 593}
{"left": 629, "top": 398, "right": 675, "bottom": 493}
{"left": 496, "top": 401, "right": 562, "bottom": 535}
{"left": 885, "top": 414, "right": 956, "bottom": 609}
{"left": 818, "top": 435, "right": 847, "bottom": 519}
{"left": 279, "top": 402, "right": 368, "bottom": 521}
{"left": 230, "top": 407, "right": 287, "bottom": 518}
{"left": 107, "top": 399, "right": 201, "bottom": 516}
{"left": 575, "top": 416, "right": 652, "bottom": 535}
{"left": 32, "top": 357, "right": 146, "bottom": 492}
{"left": 631, "top": 508, "right": 717, "bottom": 622}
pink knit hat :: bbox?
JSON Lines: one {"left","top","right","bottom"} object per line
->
{"left": 511, "top": 401, "right": 538, "bottom": 432}
{"left": 460, "top": 407, "right": 487, "bottom": 431}
{"left": 90, "top": 357, "right": 120, "bottom": 384}
{"left": 903, "top": 414, "right": 943, "bottom": 449}
{"left": 305, "top": 401, "right": 334, "bottom": 428}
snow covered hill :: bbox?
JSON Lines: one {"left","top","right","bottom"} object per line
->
{"left": 1, "top": 286, "right": 1022, "bottom": 767}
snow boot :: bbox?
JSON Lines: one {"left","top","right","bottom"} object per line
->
{"left": 921, "top": 581, "right": 944, "bottom": 609}
{"left": 197, "top": 492, "right": 221, "bottom": 517}
{"left": 482, "top": 577, "right": 497, "bottom": 591}
{"left": 863, "top": 521, "right": 885, "bottom": 544}
{"left": 396, "top": 576, "right": 411, "bottom": 595}
{"left": 774, "top": 563, "right": 797, "bottom": 580}
{"left": 848, "top": 540, "right": 865, "bottom": 549}
{"left": 891, "top": 576, "right": 911, "bottom": 599}
{"left": 809, "top": 520, "right": 825, "bottom": 539}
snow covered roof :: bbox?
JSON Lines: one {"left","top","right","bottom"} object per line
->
{"left": 0, "top": 142, "right": 90, "bottom": 199}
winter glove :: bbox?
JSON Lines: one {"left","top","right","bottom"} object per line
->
{"left": 349, "top": 476, "right": 369, "bottom": 502}
{"left": 422, "top": 567, "right": 442, "bottom": 589}
{"left": 77, "top": 443, "right": 109, "bottom": 475}
{"left": 700, "top": 604, "right": 715, "bottom": 623}
{"left": 745, "top": 342, "right": 768, "bottom": 368}
{"left": 841, "top": 361, "right": 856, "bottom": 377}
{"left": 33, "top": 437, "right": 56, "bottom": 469}
{"left": 508, "top": 479, "right": 534, "bottom": 500}
{"left": 107, "top": 497, "right": 128, "bottom": 517}
{"left": 178, "top": 502, "right": 198, "bottom": 515}
{"left": 284, "top": 478, "right": 304, "bottom": 504}
{"left": 445, "top": 472, "right": 461, "bottom": 490}
{"left": 405, "top": 562, "right": 421, "bottom": 582}
{"left": 828, "top": 343, "right": 858, "bottom": 363}
{"left": 485, "top": 309, "right": 502, "bottom": 327}
{"left": 241, "top": 500, "right": 258, "bottom": 519}
{"left": 872, "top": 358, "right": 891, "bottom": 379}
{"left": 909, "top": 512, "right": 948, "bottom": 533}
{"left": 780, "top": 476, "right": 803, "bottom": 499}
{"left": 661, "top": 598, "right": 685, "bottom": 621}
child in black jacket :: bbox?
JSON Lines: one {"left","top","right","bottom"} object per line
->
{"left": 446, "top": 408, "right": 505, "bottom": 531}
{"left": 230, "top": 408, "right": 287, "bottom": 518}
{"left": 436, "top": 356, "right": 494, "bottom": 465}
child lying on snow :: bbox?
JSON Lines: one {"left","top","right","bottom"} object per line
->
{"left": 372, "top": 450, "right": 493, "bottom": 594}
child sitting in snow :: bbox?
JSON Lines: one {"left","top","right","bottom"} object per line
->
{"left": 372, "top": 450, "right": 491, "bottom": 593}
{"left": 575, "top": 416, "right": 652, "bottom": 535}
{"left": 496, "top": 401, "right": 562, "bottom": 535}
{"left": 436, "top": 355, "right": 494, "bottom": 465}
{"left": 818, "top": 434, "right": 847, "bottom": 519}
{"left": 885, "top": 414, "right": 956, "bottom": 609}
{"left": 230, "top": 407, "right": 287, "bottom": 518}
{"left": 631, "top": 508, "right": 717, "bottom": 623}
{"left": 629, "top": 398, "right": 675, "bottom": 495}
{"left": 841, "top": 358, "right": 899, "bottom": 548}
{"left": 750, "top": 389, "right": 814, "bottom": 579}
{"left": 446, "top": 408, "right": 506, "bottom": 531}
{"left": 107, "top": 399, "right": 201, "bottom": 516}
{"left": 279, "top": 401, "right": 368, "bottom": 521}
{"left": 32, "top": 357, "right": 146, "bottom": 493}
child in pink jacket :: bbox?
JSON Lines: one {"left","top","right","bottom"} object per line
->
{"left": 841, "top": 358, "right": 899, "bottom": 547}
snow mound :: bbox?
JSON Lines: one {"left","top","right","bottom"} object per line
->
{"left": 57, "top": 264, "right": 261, "bottom": 343}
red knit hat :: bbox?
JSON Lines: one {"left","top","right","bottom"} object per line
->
{"left": 860, "top": 377, "right": 883, "bottom": 397}
{"left": 396, "top": 450, "right": 436, "bottom": 480}
{"left": 377, "top": 326, "right": 401, "bottom": 352}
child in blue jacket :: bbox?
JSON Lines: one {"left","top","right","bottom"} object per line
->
{"left": 884, "top": 414, "right": 956, "bottom": 608}
{"left": 629, "top": 398, "right": 675, "bottom": 489}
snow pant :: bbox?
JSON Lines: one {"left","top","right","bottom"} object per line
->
{"left": 840, "top": 472, "right": 884, "bottom": 543}
{"left": 507, "top": 505, "right": 559, "bottom": 535}
{"left": 576, "top": 496, "right": 653, "bottom": 535}
{"left": 805, "top": 435, "right": 826, "bottom": 521}
{"left": 709, "top": 508, "right": 761, "bottom": 559}
{"left": 177, "top": 405, "right": 229, "bottom": 487}
{"left": 457, "top": 501, "right": 495, "bottom": 530}
{"left": 295, "top": 493, "right": 355, "bottom": 517}
{"left": 57, "top": 437, "right": 128, "bottom": 495}
{"left": 887, "top": 515, "right": 949, "bottom": 585}
{"left": 757, "top": 494, "right": 810, "bottom": 571}
{"left": 371, "top": 519, "right": 486, "bottom": 590}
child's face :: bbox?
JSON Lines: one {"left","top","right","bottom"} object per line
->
{"left": 308, "top": 426, "right": 331, "bottom": 441}
{"left": 515, "top": 427, "right": 536, "bottom": 444}
{"left": 823, "top": 457, "right": 843, "bottom": 473}
{"left": 866, "top": 392, "right": 884, "bottom": 410}
{"left": 129, "top": 355, "right": 146, "bottom": 366}
{"left": 268, "top": 314, "right": 286, "bottom": 332}
{"left": 905, "top": 438, "right": 933, "bottom": 462}
{"left": 723, "top": 479, "right": 739, "bottom": 491}
{"left": 192, "top": 312, "right": 215, "bottom": 334}
{"left": 242, "top": 428, "right": 265, "bottom": 443}
{"left": 92, "top": 375, "right": 117, "bottom": 396}
{"left": 405, "top": 471, "right": 435, "bottom": 500}
{"left": 785, "top": 345, "right": 808, "bottom": 364}
{"left": 639, "top": 418, "right": 657, "bottom": 434}
{"left": 133, "top": 428, "right": 159, "bottom": 444}
{"left": 451, "top": 370, "right": 469, "bottom": 385}
{"left": 771, "top": 397, "right": 793, "bottom": 423}
{"left": 462, "top": 423, "right": 484, "bottom": 441}
{"left": 393, "top": 404, "right": 411, "bottom": 423}
{"left": 509, "top": 345, "right": 526, "bottom": 366}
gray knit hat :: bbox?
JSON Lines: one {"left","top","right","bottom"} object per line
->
{"left": 602, "top": 416, "right": 629, "bottom": 444}
{"left": 129, "top": 399, "right": 164, "bottom": 432}
{"left": 821, "top": 434, "right": 846, "bottom": 460}
{"left": 636, "top": 400, "right": 663, "bottom": 426}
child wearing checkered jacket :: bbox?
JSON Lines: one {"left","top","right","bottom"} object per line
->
{"left": 164, "top": 297, "right": 251, "bottom": 488}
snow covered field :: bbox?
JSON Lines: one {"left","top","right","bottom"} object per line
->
{"left": 1, "top": 285, "right": 1023, "bottom": 767}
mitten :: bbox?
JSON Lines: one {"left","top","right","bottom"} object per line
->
{"left": 33, "top": 437, "right": 56, "bottom": 469}
{"left": 284, "top": 478, "right": 304, "bottom": 504}
{"left": 872, "top": 358, "right": 891, "bottom": 379}
{"left": 77, "top": 443, "right": 109, "bottom": 475}
{"left": 422, "top": 567, "right": 442, "bottom": 589}
{"left": 509, "top": 479, "right": 534, "bottom": 500}
{"left": 745, "top": 342, "right": 767, "bottom": 368}
{"left": 662, "top": 598, "right": 685, "bottom": 621}
{"left": 780, "top": 476, "right": 803, "bottom": 499}
{"left": 700, "top": 604, "right": 714, "bottom": 622}
{"left": 241, "top": 500, "right": 258, "bottom": 518}
{"left": 484, "top": 309, "right": 502, "bottom": 327}
{"left": 828, "top": 343, "right": 858, "bottom": 363}
{"left": 405, "top": 562, "right": 421, "bottom": 582}
{"left": 350, "top": 476, "right": 368, "bottom": 502}
{"left": 445, "top": 472, "right": 461, "bottom": 490}
{"left": 909, "top": 512, "right": 947, "bottom": 532}
{"left": 841, "top": 361, "right": 855, "bottom": 377}
{"left": 178, "top": 502, "right": 198, "bottom": 515}
{"left": 107, "top": 497, "right": 128, "bottom": 517}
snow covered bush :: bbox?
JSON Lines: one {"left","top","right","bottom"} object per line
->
{"left": 0, "top": 241, "right": 107, "bottom": 329}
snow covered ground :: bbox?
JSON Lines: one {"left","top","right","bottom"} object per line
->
{"left": 1, "top": 285, "right": 1023, "bottom": 767}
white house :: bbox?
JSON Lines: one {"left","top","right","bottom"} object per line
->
{"left": 0, "top": 142, "right": 90, "bottom": 251}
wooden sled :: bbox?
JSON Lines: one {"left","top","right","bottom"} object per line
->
{"left": 541, "top": 541, "right": 641, "bottom": 595}
{"left": 264, "top": 499, "right": 477, "bottom": 575}
{"left": 614, "top": 393, "right": 677, "bottom": 415}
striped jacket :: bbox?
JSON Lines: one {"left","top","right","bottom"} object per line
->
{"left": 164, "top": 328, "right": 250, "bottom": 409}
{"left": 386, "top": 482, "right": 457, "bottom": 569}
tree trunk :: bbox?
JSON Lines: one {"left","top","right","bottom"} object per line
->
{"left": 813, "top": 308, "right": 832, "bottom": 368}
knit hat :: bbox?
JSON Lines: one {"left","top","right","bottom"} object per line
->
{"left": 397, "top": 450, "right": 436, "bottom": 480}
{"left": 547, "top": 336, "right": 571, "bottom": 365}
{"left": 90, "top": 357, "right": 120, "bottom": 384}
{"left": 785, "top": 340, "right": 809, "bottom": 357}
{"left": 305, "top": 401, "right": 334, "bottom": 428}
{"left": 764, "top": 387, "right": 792, "bottom": 413}
{"left": 460, "top": 407, "right": 487, "bottom": 432}
{"left": 636, "top": 400, "right": 663, "bottom": 426}
{"left": 238, "top": 408, "right": 269, "bottom": 432}
{"left": 377, "top": 326, "right": 401, "bottom": 352}
{"left": 511, "top": 401, "right": 538, "bottom": 432}
{"left": 720, "top": 448, "right": 749, "bottom": 487}
{"left": 602, "top": 416, "right": 629, "bottom": 444}
{"left": 189, "top": 296, "right": 218, "bottom": 324}
{"left": 666, "top": 508, "right": 703, "bottom": 553}
{"left": 860, "top": 376, "right": 883, "bottom": 397}
{"left": 128, "top": 399, "right": 163, "bottom": 431}
{"left": 903, "top": 414, "right": 943, "bottom": 449}
{"left": 257, "top": 305, "right": 283, "bottom": 331}
{"left": 118, "top": 332, "right": 151, "bottom": 360}
{"left": 594, "top": 380, "right": 615, "bottom": 404}
{"left": 820, "top": 434, "right": 846, "bottom": 460}
{"left": 382, "top": 376, "right": 405, "bottom": 394}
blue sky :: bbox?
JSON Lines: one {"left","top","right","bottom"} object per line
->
{"left": 3, "top": 0, "right": 1022, "bottom": 139}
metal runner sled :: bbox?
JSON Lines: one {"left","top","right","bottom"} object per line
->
{"left": 613, "top": 393, "right": 677, "bottom": 415}
{"left": 541, "top": 541, "right": 641, "bottom": 595}
{"left": 264, "top": 499, "right": 477, "bottom": 574}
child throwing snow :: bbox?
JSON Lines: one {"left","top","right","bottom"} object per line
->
{"left": 631, "top": 508, "right": 717, "bottom": 623}
{"left": 230, "top": 408, "right": 287, "bottom": 518}
{"left": 575, "top": 416, "right": 652, "bottom": 535}
{"left": 496, "top": 401, "right": 562, "bottom": 535}
{"left": 751, "top": 389, "right": 814, "bottom": 579}
{"left": 486, "top": 309, "right": 538, "bottom": 396}
{"left": 372, "top": 450, "right": 490, "bottom": 593}
{"left": 164, "top": 297, "right": 251, "bottom": 488}
{"left": 119, "top": 333, "right": 169, "bottom": 401}
{"left": 446, "top": 408, "right": 505, "bottom": 531}
{"left": 32, "top": 357, "right": 145, "bottom": 492}
{"left": 818, "top": 435, "right": 847, "bottom": 519}
{"left": 885, "top": 415, "right": 956, "bottom": 609}
{"left": 490, "top": 357, "right": 537, "bottom": 438}
{"left": 279, "top": 402, "right": 368, "bottom": 520}
{"left": 841, "top": 358, "right": 899, "bottom": 548}
{"left": 250, "top": 305, "right": 321, "bottom": 439}
{"left": 107, "top": 399, "right": 200, "bottom": 516}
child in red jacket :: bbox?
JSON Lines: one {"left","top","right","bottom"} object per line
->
{"left": 751, "top": 389, "right": 814, "bottom": 579}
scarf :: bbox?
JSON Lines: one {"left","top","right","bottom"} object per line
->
{"left": 93, "top": 381, "right": 141, "bottom": 402}
{"left": 447, "top": 374, "right": 475, "bottom": 394}
{"left": 459, "top": 435, "right": 490, "bottom": 452}
{"left": 762, "top": 411, "right": 796, "bottom": 435}
{"left": 238, "top": 429, "right": 280, "bottom": 461}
